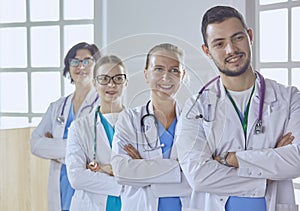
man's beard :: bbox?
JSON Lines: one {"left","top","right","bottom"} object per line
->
{"left": 216, "top": 52, "right": 251, "bottom": 77}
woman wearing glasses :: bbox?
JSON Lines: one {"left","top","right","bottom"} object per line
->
{"left": 111, "top": 43, "right": 191, "bottom": 211}
{"left": 66, "top": 55, "right": 128, "bottom": 211}
{"left": 30, "top": 42, "right": 100, "bottom": 211}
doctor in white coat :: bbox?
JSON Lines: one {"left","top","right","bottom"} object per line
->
{"left": 176, "top": 6, "right": 300, "bottom": 211}
{"left": 30, "top": 42, "right": 100, "bottom": 211}
{"left": 66, "top": 55, "right": 128, "bottom": 211}
{"left": 111, "top": 43, "right": 191, "bottom": 211}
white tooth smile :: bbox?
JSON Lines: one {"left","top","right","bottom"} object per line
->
{"left": 159, "top": 85, "right": 172, "bottom": 89}
{"left": 227, "top": 54, "right": 242, "bottom": 63}
{"left": 228, "top": 57, "right": 239, "bottom": 62}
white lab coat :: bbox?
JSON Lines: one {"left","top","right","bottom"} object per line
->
{"left": 30, "top": 89, "right": 99, "bottom": 211}
{"left": 111, "top": 101, "right": 192, "bottom": 211}
{"left": 176, "top": 75, "right": 300, "bottom": 211}
{"left": 65, "top": 109, "right": 123, "bottom": 211}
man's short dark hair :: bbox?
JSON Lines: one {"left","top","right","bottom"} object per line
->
{"left": 201, "top": 6, "right": 248, "bottom": 47}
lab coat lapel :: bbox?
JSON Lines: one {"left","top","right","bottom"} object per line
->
{"left": 247, "top": 78, "right": 277, "bottom": 140}
{"left": 148, "top": 101, "right": 163, "bottom": 158}
{"left": 147, "top": 100, "right": 181, "bottom": 159}
{"left": 58, "top": 93, "right": 73, "bottom": 138}
{"left": 77, "top": 88, "right": 98, "bottom": 115}
{"left": 202, "top": 81, "right": 226, "bottom": 153}
{"left": 170, "top": 102, "right": 181, "bottom": 159}
{"left": 91, "top": 111, "right": 112, "bottom": 162}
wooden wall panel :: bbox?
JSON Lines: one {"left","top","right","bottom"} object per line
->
{"left": 0, "top": 128, "right": 49, "bottom": 211}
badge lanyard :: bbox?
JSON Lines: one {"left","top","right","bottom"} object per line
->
{"left": 225, "top": 85, "right": 255, "bottom": 149}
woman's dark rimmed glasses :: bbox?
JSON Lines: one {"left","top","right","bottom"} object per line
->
{"left": 69, "top": 57, "right": 94, "bottom": 67}
{"left": 95, "top": 74, "right": 127, "bottom": 85}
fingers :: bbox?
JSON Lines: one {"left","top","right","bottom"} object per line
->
{"left": 45, "top": 132, "right": 53, "bottom": 138}
{"left": 99, "top": 164, "right": 114, "bottom": 176}
{"left": 123, "top": 144, "right": 142, "bottom": 159}
{"left": 276, "top": 132, "right": 294, "bottom": 148}
{"left": 87, "top": 161, "right": 99, "bottom": 172}
{"left": 226, "top": 152, "right": 239, "bottom": 168}
{"left": 213, "top": 156, "right": 221, "bottom": 163}
{"left": 52, "top": 159, "right": 60, "bottom": 163}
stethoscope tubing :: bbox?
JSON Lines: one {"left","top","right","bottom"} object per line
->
{"left": 56, "top": 94, "right": 99, "bottom": 125}
{"left": 186, "top": 71, "right": 265, "bottom": 134}
{"left": 140, "top": 100, "right": 164, "bottom": 151}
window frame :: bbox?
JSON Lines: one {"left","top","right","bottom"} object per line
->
{"left": 0, "top": 0, "right": 95, "bottom": 127}
{"left": 249, "top": 0, "right": 300, "bottom": 201}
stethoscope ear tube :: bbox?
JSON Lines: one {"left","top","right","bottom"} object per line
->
{"left": 185, "top": 76, "right": 220, "bottom": 120}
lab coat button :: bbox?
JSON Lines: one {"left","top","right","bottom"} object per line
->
{"left": 220, "top": 198, "right": 224, "bottom": 201}
{"left": 257, "top": 172, "right": 262, "bottom": 176}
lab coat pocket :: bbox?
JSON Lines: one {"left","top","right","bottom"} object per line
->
{"left": 276, "top": 203, "right": 298, "bottom": 211}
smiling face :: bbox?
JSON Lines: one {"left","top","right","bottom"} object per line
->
{"left": 93, "top": 62, "right": 127, "bottom": 105}
{"left": 202, "top": 17, "right": 253, "bottom": 77}
{"left": 145, "top": 50, "right": 185, "bottom": 100}
{"left": 69, "top": 49, "right": 95, "bottom": 85}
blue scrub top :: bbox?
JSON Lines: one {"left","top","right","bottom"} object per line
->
{"left": 60, "top": 103, "right": 75, "bottom": 210}
{"left": 157, "top": 118, "right": 182, "bottom": 211}
{"left": 225, "top": 196, "right": 266, "bottom": 211}
{"left": 99, "top": 112, "right": 121, "bottom": 211}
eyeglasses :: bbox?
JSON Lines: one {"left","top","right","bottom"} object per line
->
{"left": 69, "top": 58, "right": 94, "bottom": 67}
{"left": 95, "top": 74, "right": 127, "bottom": 85}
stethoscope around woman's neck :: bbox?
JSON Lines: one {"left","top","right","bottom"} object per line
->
{"left": 56, "top": 94, "right": 99, "bottom": 125}
{"left": 186, "top": 71, "right": 265, "bottom": 134}
{"left": 140, "top": 100, "right": 165, "bottom": 151}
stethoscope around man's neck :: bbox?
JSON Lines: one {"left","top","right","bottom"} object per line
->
{"left": 56, "top": 94, "right": 99, "bottom": 125}
{"left": 186, "top": 71, "right": 265, "bottom": 134}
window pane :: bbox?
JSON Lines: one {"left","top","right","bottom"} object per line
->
{"left": 30, "top": 0, "right": 59, "bottom": 21}
{"left": 294, "top": 189, "right": 300, "bottom": 208}
{"left": 260, "top": 68, "right": 288, "bottom": 86}
{"left": 31, "top": 117, "right": 42, "bottom": 127}
{"left": 31, "top": 72, "right": 61, "bottom": 113}
{"left": 64, "top": 78, "right": 75, "bottom": 96}
{"left": 64, "top": 24, "right": 94, "bottom": 56}
{"left": 292, "top": 7, "right": 300, "bottom": 61}
{"left": 31, "top": 26, "right": 60, "bottom": 67}
{"left": 260, "top": 9, "right": 288, "bottom": 62}
{"left": 0, "top": 117, "right": 29, "bottom": 129}
{"left": 259, "top": 0, "right": 287, "bottom": 5}
{"left": 294, "top": 177, "right": 300, "bottom": 183}
{"left": 63, "top": 0, "right": 94, "bottom": 20}
{"left": 0, "top": 72, "right": 28, "bottom": 112}
{"left": 292, "top": 68, "right": 300, "bottom": 90}
{"left": 0, "top": 27, "right": 27, "bottom": 68}
{"left": 0, "top": 0, "right": 26, "bottom": 23}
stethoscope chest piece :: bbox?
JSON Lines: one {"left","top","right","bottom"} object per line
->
{"left": 254, "top": 120, "right": 263, "bottom": 134}
{"left": 56, "top": 116, "right": 65, "bottom": 125}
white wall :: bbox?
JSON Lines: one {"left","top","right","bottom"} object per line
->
{"left": 95, "top": 0, "right": 246, "bottom": 107}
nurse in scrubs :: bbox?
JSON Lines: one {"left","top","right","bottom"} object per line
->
{"left": 30, "top": 42, "right": 100, "bottom": 211}
{"left": 66, "top": 55, "right": 128, "bottom": 211}
{"left": 111, "top": 43, "right": 191, "bottom": 211}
